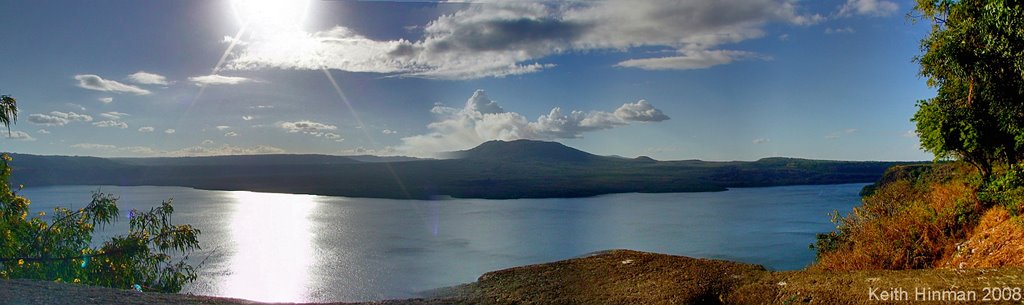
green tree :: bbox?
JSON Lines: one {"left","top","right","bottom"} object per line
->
{"left": 0, "top": 94, "right": 201, "bottom": 292}
{"left": 912, "top": 0, "right": 1024, "bottom": 178}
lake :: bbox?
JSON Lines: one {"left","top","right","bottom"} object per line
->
{"left": 20, "top": 183, "right": 866, "bottom": 303}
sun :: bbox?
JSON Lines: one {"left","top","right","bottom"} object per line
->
{"left": 230, "top": 0, "right": 312, "bottom": 32}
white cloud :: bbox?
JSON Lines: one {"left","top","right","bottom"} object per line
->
{"left": 825, "top": 27, "right": 856, "bottom": 34}
{"left": 36, "top": 129, "right": 50, "bottom": 134}
{"left": 216, "top": 125, "right": 231, "bottom": 131}
{"left": 826, "top": 128, "right": 858, "bottom": 140}
{"left": 165, "top": 129, "right": 176, "bottom": 134}
{"left": 138, "top": 126, "right": 155, "bottom": 133}
{"left": 278, "top": 120, "right": 339, "bottom": 138}
{"left": 28, "top": 114, "right": 67, "bottom": 126}
{"left": 838, "top": 0, "right": 898, "bottom": 17}
{"left": 224, "top": 131, "right": 239, "bottom": 137}
{"left": 27, "top": 111, "right": 93, "bottom": 126}
{"left": 613, "top": 100, "right": 670, "bottom": 122}
{"left": 202, "top": 139, "right": 215, "bottom": 145}
{"left": 66, "top": 103, "right": 87, "bottom": 111}
{"left": 242, "top": 115, "right": 255, "bottom": 121}
{"left": 616, "top": 50, "right": 768, "bottom": 70}
{"left": 173, "top": 144, "right": 285, "bottom": 156}
{"left": 400, "top": 90, "right": 669, "bottom": 155}
{"left": 382, "top": 129, "right": 398, "bottom": 135}
{"left": 227, "top": 0, "right": 822, "bottom": 79}
{"left": 72, "top": 143, "right": 118, "bottom": 150}
{"left": 4, "top": 131, "right": 35, "bottom": 141}
{"left": 753, "top": 138, "right": 770, "bottom": 144}
{"left": 126, "top": 71, "right": 171, "bottom": 85}
{"left": 98, "top": 97, "right": 113, "bottom": 104}
{"left": 70, "top": 143, "right": 286, "bottom": 157}
{"left": 74, "top": 74, "right": 151, "bottom": 95}
{"left": 92, "top": 120, "right": 128, "bottom": 129}
{"left": 100, "top": 111, "right": 129, "bottom": 120}
{"left": 339, "top": 146, "right": 399, "bottom": 156}
{"left": 324, "top": 133, "right": 343, "bottom": 142}
{"left": 188, "top": 74, "right": 255, "bottom": 86}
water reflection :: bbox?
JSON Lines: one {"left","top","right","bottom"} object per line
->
{"left": 221, "top": 191, "right": 318, "bottom": 302}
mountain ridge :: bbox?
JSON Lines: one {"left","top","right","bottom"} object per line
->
{"left": 3, "top": 140, "right": 923, "bottom": 199}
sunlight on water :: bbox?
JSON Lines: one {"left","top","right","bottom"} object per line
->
{"left": 220, "top": 191, "right": 318, "bottom": 302}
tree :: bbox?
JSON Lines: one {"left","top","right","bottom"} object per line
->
{"left": 0, "top": 94, "right": 16, "bottom": 136}
{"left": 912, "top": 0, "right": 1024, "bottom": 178}
{"left": 0, "top": 94, "right": 201, "bottom": 292}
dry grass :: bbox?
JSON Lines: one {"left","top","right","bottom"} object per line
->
{"left": 813, "top": 163, "right": 988, "bottom": 271}
{"left": 941, "top": 205, "right": 1024, "bottom": 268}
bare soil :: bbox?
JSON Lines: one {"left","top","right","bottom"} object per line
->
{"left": 4, "top": 249, "right": 1024, "bottom": 305}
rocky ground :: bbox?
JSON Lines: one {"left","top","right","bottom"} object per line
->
{"left": 4, "top": 250, "right": 1024, "bottom": 305}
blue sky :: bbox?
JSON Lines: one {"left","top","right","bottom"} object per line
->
{"left": 0, "top": 0, "right": 934, "bottom": 161}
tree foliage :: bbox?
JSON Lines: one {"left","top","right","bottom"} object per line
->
{"left": 912, "top": 0, "right": 1024, "bottom": 178}
{"left": 0, "top": 155, "right": 202, "bottom": 292}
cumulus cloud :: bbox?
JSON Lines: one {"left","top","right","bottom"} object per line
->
{"left": 224, "top": 131, "right": 239, "bottom": 137}
{"left": 126, "top": 71, "right": 171, "bottom": 85}
{"left": 36, "top": 129, "right": 50, "bottom": 134}
{"left": 71, "top": 143, "right": 286, "bottom": 157}
{"left": 164, "top": 129, "right": 176, "bottom": 134}
{"left": 382, "top": 129, "right": 398, "bottom": 135}
{"left": 227, "top": 0, "right": 822, "bottom": 79}
{"left": 138, "top": 126, "right": 155, "bottom": 132}
{"left": 100, "top": 111, "right": 129, "bottom": 120}
{"left": 613, "top": 100, "right": 670, "bottom": 122}
{"left": 400, "top": 90, "right": 669, "bottom": 155}
{"left": 99, "top": 97, "right": 113, "bottom": 104}
{"left": 278, "top": 120, "right": 339, "bottom": 138}
{"left": 74, "top": 74, "right": 151, "bottom": 95}
{"left": 188, "top": 74, "right": 255, "bottom": 86}
{"left": 4, "top": 131, "right": 35, "bottom": 141}
{"left": 242, "top": 115, "right": 255, "bottom": 121}
{"left": 837, "top": 0, "right": 898, "bottom": 17}
{"left": 202, "top": 139, "right": 215, "bottom": 145}
{"left": 753, "top": 138, "right": 770, "bottom": 144}
{"left": 27, "top": 111, "right": 93, "bottom": 126}
{"left": 92, "top": 120, "right": 128, "bottom": 129}
{"left": 216, "top": 125, "right": 231, "bottom": 131}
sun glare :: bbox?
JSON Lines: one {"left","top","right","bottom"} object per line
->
{"left": 230, "top": 0, "right": 312, "bottom": 31}
{"left": 221, "top": 191, "right": 319, "bottom": 302}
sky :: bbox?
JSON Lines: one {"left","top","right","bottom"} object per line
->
{"left": 0, "top": 0, "right": 935, "bottom": 161}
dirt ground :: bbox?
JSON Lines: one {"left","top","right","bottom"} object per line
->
{"left": 4, "top": 250, "right": 1024, "bottom": 305}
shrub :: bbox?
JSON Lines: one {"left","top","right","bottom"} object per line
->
{"left": 0, "top": 154, "right": 201, "bottom": 292}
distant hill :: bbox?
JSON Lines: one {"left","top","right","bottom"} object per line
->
{"left": 3, "top": 140, "right": 923, "bottom": 199}
{"left": 449, "top": 139, "right": 606, "bottom": 163}
{"left": 111, "top": 154, "right": 362, "bottom": 167}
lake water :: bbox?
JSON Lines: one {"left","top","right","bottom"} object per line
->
{"left": 20, "top": 183, "right": 865, "bottom": 303}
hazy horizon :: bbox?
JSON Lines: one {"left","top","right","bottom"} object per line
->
{"left": 0, "top": 0, "right": 932, "bottom": 161}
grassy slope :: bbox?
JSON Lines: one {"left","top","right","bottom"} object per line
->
{"left": 815, "top": 162, "right": 1024, "bottom": 270}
